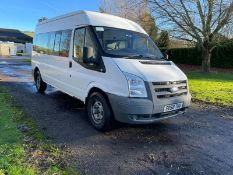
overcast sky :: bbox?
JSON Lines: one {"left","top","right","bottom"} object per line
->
{"left": 0, "top": 0, "right": 99, "bottom": 31}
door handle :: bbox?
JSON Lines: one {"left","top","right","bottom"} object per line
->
{"left": 69, "top": 61, "right": 72, "bottom": 68}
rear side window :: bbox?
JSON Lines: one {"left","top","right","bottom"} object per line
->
{"left": 34, "top": 29, "right": 72, "bottom": 57}
{"left": 53, "top": 32, "right": 62, "bottom": 56}
{"left": 47, "top": 32, "right": 56, "bottom": 55}
{"left": 60, "top": 30, "right": 72, "bottom": 57}
{"left": 34, "top": 33, "right": 49, "bottom": 54}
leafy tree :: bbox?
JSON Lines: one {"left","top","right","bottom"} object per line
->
{"left": 157, "top": 31, "right": 169, "bottom": 48}
{"left": 139, "top": 11, "right": 158, "bottom": 42}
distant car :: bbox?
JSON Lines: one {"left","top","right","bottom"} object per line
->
{"left": 32, "top": 10, "right": 191, "bottom": 131}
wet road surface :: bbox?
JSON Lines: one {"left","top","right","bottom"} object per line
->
{"left": 0, "top": 58, "right": 233, "bottom": 175}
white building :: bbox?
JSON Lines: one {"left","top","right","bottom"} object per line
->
{"left": 0, "top": 42, "right": 17, "bottom": 56}
{"left": 0, "top": 42, "right": 32, "bottom": 56}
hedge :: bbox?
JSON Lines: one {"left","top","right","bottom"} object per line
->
{"left": 160, "top": 43, "right": 233, "bottom": 68}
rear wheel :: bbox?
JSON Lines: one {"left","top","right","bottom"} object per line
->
{"left": 87, "top": 92, "right": 114, "bottom": 131}
{"left": 34, "top": 69, "right": 47, "bottom": 93}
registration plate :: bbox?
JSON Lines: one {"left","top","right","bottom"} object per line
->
{"left": 164, "top": 103, "right": 183, "bottom": 112}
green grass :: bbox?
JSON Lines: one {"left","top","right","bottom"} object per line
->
{"left": 187, "top": 72, "right": 233, "bottom": 106}
{"left": 23, "top": 58, "right": 31, "bottom": 63}
{"left": 23, "top": 31, "right": 34, "bottom": 38}
{"left": 0, "top": 87, "right": 77, "bottom": 175}
{"left": 16, "top": 53, "right": 30, "bottom": 56}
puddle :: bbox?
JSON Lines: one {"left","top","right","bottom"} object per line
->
{"left": 0, "top": 63, "right": 58, "bottom": 92}
{"left": 0, "top": 61, "right": 7, "bottom": 64}
{"left": 0, "top": 64, "right": 32, "bottom": 82}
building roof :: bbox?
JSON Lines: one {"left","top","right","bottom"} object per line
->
{"left": 36, "top": 10, "right": 147, "bottom": 35}
{"left": 0, "top": 28, "right": 33, "bottom": 43}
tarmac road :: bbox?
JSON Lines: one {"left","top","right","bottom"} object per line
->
{"left": 0, "top": 58, "right": 233, "bottom": 175}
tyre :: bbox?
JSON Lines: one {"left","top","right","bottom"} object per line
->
{"left": 34, "top": 69, "right": 47, "bottom": 93}
{"left": 87, "top": 92, "right": 114, "bottom": 131}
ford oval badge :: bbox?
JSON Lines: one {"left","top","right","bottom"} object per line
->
{"left": 170, "top": 87, "right": 179, "bottom": 93}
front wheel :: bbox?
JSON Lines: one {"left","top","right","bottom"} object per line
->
{"left": 34, "top": 70, "right": 47, "bottom": 93}
{"left": 87, "top": 92, "right": 114, "bottom": 131}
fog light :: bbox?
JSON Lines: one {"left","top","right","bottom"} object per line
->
{"left": 129, "top": 115, "right": 138, "bottom": 120}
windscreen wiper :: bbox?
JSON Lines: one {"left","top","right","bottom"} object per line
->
{"left": 127, "top": 55, "right": 163, "bottom": 60}
{"left": 127, "top": 54, "right": 144, "bottom": 59}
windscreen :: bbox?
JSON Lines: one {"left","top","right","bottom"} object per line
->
{"left": 94, "top": 26, "right": 164, "bottom": 60}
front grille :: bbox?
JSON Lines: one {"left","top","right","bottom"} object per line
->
{"left": 152, "top": 80, "right": 188, "bottom": 99}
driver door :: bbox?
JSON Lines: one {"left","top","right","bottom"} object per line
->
{"left": 68, "top": 26, "right": 104, "bottom": 101}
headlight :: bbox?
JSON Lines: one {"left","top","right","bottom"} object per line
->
{"left": 123, "top": 72, "right": 147, "bottom": 98}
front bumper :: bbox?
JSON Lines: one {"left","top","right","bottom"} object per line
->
{"left": 107, "top": 93, "right": 191, "bottom": 124}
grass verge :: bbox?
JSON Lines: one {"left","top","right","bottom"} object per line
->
{"left": 23, "top": 58, "right": 31, "bottom": 64}
{"left": 187, "top": 72, "right": 233, "bottom": 107}
{"left": 0, "top": 87, "right": 77, "bottom": 175}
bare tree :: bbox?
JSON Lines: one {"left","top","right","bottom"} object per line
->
{"left": 99, "top": 0, "right": 142, "bottom": 21}
{"left": 99, "top": 0, "right": 158, "bottom": 40}
{"left": 148, "top": 0, "right": 233, "bottom": 72}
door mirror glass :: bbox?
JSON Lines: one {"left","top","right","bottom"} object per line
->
{"left": 163, "top": 53, "right": 169, "bottom": 60}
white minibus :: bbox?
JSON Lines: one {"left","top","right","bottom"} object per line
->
{"left": 32, "top": 11, "right": 191, "bottom": 131}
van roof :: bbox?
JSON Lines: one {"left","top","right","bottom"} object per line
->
{"left": 36, "top": 10, "right": 147, "bottom": 35}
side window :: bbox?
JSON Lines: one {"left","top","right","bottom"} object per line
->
{"left": 41, "top": 33, "right": 49, "bottom": 54}
{"left": 53, "top": 32, "right": 62, "bottom": 56}
{"left": 60, "top": 30, "right": 72, "bottom": 57}
{"left": 85, "top": 29, "right": 97, "bottom": 61}
{"left": 73, "top": 28, "right": 85, "bottom": 62}
{"left": 48, "top": 32, "right": 56, "bottom": 55}
{"left": 73, "top": 27, "right": 99, "bottom": 66}
{"left": 35, "top": 34, "right": 42, "bottom": 53}
{"left": 36, "top": 33, "right": 49, "bottom": 54}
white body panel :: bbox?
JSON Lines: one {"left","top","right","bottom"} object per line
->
{"left": 68, "top": 57, "right": 129, "bottom": 101}
{"left": 113, "top": 59, "right": 187, "bottom": 82}
{"left": 33, "top": 55, "right": 68, "bottom": 87}
{"left": 32, "top": 10, "right": 191, "bottom": 124}
{"left": 32, "top": 10, "right": 146, "bottom": 102}
{"left": 35, "top": 11, "right": 147, "bottom": 34}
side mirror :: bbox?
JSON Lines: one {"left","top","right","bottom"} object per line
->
{"left": 83, "top": 46, "right": 94, "bottom": 64}
{"left": 163, "top": 53, "right": 169, "bottom": 60}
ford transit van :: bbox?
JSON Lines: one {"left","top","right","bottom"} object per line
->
{"left": 32, "top": 11, "right": 191, "bottom": 131}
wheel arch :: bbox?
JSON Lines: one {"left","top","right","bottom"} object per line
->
{"left": 85, "top": 87, "right": 109, "bottom": 105}
{"left": 85, "top": 87, "right": 114, "bottom": 118}
{"left": 33, "top": 67, "right": 39, "bottom": 80}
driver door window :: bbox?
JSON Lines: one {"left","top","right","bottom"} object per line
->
{"left": 73, "top": 27, "right": 98, "bottom": 64}
{"left": 73, "top": 28, "right": 85, "bottom": 62}
{"left": 85, "top": 29, "right": 98, "bottom": 62}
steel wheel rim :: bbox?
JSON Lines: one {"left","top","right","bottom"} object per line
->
{"left": 91, "top": 100, "right": 104, "bottom": 124}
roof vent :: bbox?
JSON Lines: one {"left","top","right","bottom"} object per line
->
{"left": 38, "top": 17, "right": 48, "bottom": 23}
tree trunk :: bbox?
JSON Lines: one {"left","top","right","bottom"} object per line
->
{"left": 201, "top": 47, "right": 211, "bottom": 73}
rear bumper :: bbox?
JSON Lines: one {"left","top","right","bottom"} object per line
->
{"left": 107, "top": 93, "right": 191, "bottom": 124}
